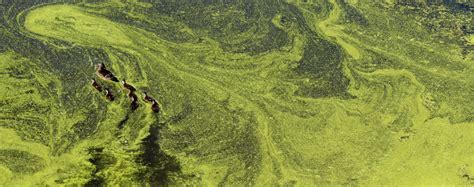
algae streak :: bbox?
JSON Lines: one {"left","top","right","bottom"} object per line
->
{"left": 0, "top": 0, "right": 472, "bottom": 186}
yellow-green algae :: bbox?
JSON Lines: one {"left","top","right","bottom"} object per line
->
{"left": 0, "top": 0, "right": 473, "bottom": 186}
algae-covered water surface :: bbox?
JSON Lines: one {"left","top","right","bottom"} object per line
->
{"left": 0, "top": 0, "right": 473, "bottom": 186}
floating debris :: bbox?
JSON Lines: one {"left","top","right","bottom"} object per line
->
{"left": 96, "top": 63, "right": 119, "bottom": 82}
{"left": 91, "top": 78, "right": 102, "bottom": 92}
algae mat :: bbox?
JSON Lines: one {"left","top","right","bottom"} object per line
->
{"left": 1, "top": 0, "right": 473, "bottom": 186}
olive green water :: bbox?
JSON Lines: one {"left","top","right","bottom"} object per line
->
{"left": 0, "top": 0, "right": 473, "bottom": 186}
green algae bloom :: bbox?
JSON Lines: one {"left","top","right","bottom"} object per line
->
{"left": 0, "top": 0, "right": 473, "bottom": 186}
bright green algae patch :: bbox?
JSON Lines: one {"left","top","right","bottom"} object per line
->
{"left": 25, "top": 5, "right": 133, "bottom": 46}
{"left": 0, "top": 0, "right": 473, "bottom": 186}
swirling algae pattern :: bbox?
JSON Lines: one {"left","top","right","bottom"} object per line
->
{"left": 0, "top": 0, "right": 473, "bottom": 186}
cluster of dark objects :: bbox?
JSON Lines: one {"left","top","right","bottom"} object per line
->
{"left": 91, "top": 63, "right": 160, "bottom": 113}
